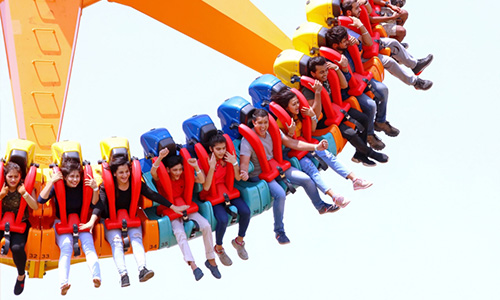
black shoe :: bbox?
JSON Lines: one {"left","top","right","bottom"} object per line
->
{"left": 351, "top": 153, "right": 377, "bottom": 167}
{"left": 121, "top": 274, "right": 130, "bottom": 287}
{"left": 139, "top": 267, "right": 154, "bottom": 282}
{"left": 319, "top": 204, "right": 340, "bottom": 215}
{"left": 14, "top": 275, "right": 25, "bottom": 295}
{"left": 368, "top": 150, "right": 389, "bottom": 163}
{"left": 412, "top": 54, "right": 433, "bottom": 75}
{"left": 391, "top": 0, "right": 406, "bottom": 7}
{"left": 414, "top": 78, "right": 433, "bottom": 91}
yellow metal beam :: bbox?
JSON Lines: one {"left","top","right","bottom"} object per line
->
{"left": 108, "top": 0, "right": 293, "bottom": 74}
{"left": 0, "top": 0, "right": 83, "bottom": 166}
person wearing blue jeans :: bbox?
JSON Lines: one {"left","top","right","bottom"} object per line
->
{"left": 239, "top": 109, "right": 338, "bottom": 245}
{"left": 203, "top": 133, "right": 251, "bottom": 266}
{"left": 302, "top": 56, "right": 389, "bottom": 166}
{"left": 248, "top": 166, "right": 333, "bottom": 243}
{"left": 326, "top": 24, "right": 400, "bottom": 151}
{"left": 272, "top": 89, "right": 372, "bottom": 204}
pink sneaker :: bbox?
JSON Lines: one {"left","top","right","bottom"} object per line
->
{"left": 333, "top": 194, "right": 350, "bottom": 208}
{"left": 353, "top": 178, "right": 373, "bottom": 191}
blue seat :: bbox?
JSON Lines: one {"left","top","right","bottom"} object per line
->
{"left": 248, "top": 74, "right": 288, "bottom": 111}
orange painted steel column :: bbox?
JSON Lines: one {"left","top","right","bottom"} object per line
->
{"left": 109, "top": 0, "right": 293, "bottom": 74}
{"left": 0, "top": 0, "right": 83, "bottom": 166}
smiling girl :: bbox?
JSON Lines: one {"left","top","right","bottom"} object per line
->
{"left": 38, "top": 159, "right": 101, "bottom": 295}
{"left": 0, "top": 162, "right": 38, "bottom": 295}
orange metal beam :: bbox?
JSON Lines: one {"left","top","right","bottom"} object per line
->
{"left": 108, "top": 0, "right": 293, "bottom": 74}
{"left": 0, "top": 0, "right": 83, "bottom": 166}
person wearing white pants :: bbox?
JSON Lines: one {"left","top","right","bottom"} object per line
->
{"left": 105, "top": 226, "right": 145, "bottom": 275}
{"left": 94, "top": 154, "right": 188, "bottom": 288}
{"left": 171, "top": 212, "right": 216, "bottom": 266}
{"left": 38, "top": 159, "right": 102, "bottom": 296}
{"left": 56, "top": 229, "right": 101, "bottom": 290}
{"left": 150, "top": 148, "right": 221, "bottom": 281}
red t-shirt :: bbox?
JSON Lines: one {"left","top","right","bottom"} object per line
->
{"left": 213, "top": 160, "right": 228, "bottom": 185}
{"left": 171, "top": 177, "right": 185, "bottom": 199}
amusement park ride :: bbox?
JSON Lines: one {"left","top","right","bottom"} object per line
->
{"left": 0, "top": 0, "right": 293, "bottom": 278}
{"left": 0, "top": 0, "right": 388, "bottom": 280}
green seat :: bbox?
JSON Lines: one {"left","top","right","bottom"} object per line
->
{"left": 235, "top": 179, "right": 271, "bottom": 216}
{"left": 312, "top": 132, "right": 337, "bottom": 156}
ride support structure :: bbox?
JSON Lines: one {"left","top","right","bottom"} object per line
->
{"left": 0, "top": 0, "right": 293, "bottom": 167}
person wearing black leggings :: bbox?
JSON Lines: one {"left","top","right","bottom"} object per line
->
{"left": 0, "top": 162, "right": 39, "bottom": 296}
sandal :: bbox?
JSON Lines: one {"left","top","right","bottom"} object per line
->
{"left": 93, "top": 278, "right": 101, "bottom": 288}
{"left": 61, "top": 283, "right": 71, "bottom": 296}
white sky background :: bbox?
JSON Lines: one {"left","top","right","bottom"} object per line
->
{"left": 2, "top": 0, "right": 500, "bottom": 299}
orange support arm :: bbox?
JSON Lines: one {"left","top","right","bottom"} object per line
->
{"left": 108, "top": 0, "right": 293, "bottom": 74}
{"left": 0, "top": 0, "right": 83, "bottom": 166}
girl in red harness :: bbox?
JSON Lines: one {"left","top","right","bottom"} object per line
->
{"left": 38, "top": 159, "right": 101, "bottom": 295}
{"left": 204, "top": 133, "right": 251, "bottom": 267}
{"left": 151, "top": 148, "right": 221, "bottom": 281}
{"left": 0, "top": 162, "right": 38, "bottom": 295}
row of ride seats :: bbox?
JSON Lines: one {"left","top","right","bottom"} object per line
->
{"left": 270, "top": 0, "right": 396, "bottom": 158}
{"left": 0, "top": 65, "right": 364, "bottom": 276}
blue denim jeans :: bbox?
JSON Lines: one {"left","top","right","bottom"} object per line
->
{"left": 213, "top": 197, "right": 251, "bottom": 246}
{"left": 315, "top": 150, "right": 351, "bottom": 178}
{"left": 251, "top": 166, "right": 327, "bottom": 234}
{"left": 299, "top": 155, "right": 330, "bottom": 194}
{"left": 356, "top": 79, "right": 388, "bottom": 134}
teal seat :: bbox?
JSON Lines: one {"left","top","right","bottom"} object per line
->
{"left": 144, "top": 191, "right": 215, "bottom": 248}
{"left": 193, "top": 197, "right": 216, "bottom": 231}
{"left": 144, "top": 207, "right": 176, "bottom": 249}
{"left": 312, "top": 132, "right": 337, "bottom": 156}
{"left": 235, "top": 179, "right": 271, "bottom": 216}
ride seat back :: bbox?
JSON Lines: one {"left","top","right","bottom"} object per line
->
{"left": 248, "top": 74, "right": 287, "bottom": 111}
{"left": 140, "top": 128, "right": 177, "bottom": 163}
{"left": 153, "top": 147, "right": 199, "bottom": 220}
{"left": 306, "top": 0, "right": 341, "bottom": 27}
{"left": 0, "top": 140, "right": 37, "bottom": 233}
{"left": 4, "top": 139, "right": 35, "bottom": 177}
{"left": 217, "top": 96, "right": 255, "bottom": 140}
{"left": 8, "top": 150, "right": 28, "bottom": 178}
{"left": 195, "top": 134, "right": 241, "bottom": 205}
{"left": 100, "top": 137, "right": 131, "bottom": 163}
{"left": 99, "top": 138, "right": 141, "bottom": 230}
{"left": 182, "top": 114, "right": 218, "bottom": 154}
{"left": 273, "top": 49, "right": 310, "bottom": 89}
{"left": 293, "top": 22, "right": 328, "bottom": 57}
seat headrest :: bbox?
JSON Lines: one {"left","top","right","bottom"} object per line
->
{"left": 109, "top": 148, "right": 129, "bottom": 163}
{"left": 240, "top": 104, "right": 256, "bottom": 128}
{"left": 8, "top": 149, "right": 28, "bottom": 178}
{"left": 61, "top": 151, "right": 81, "bottom": 165}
